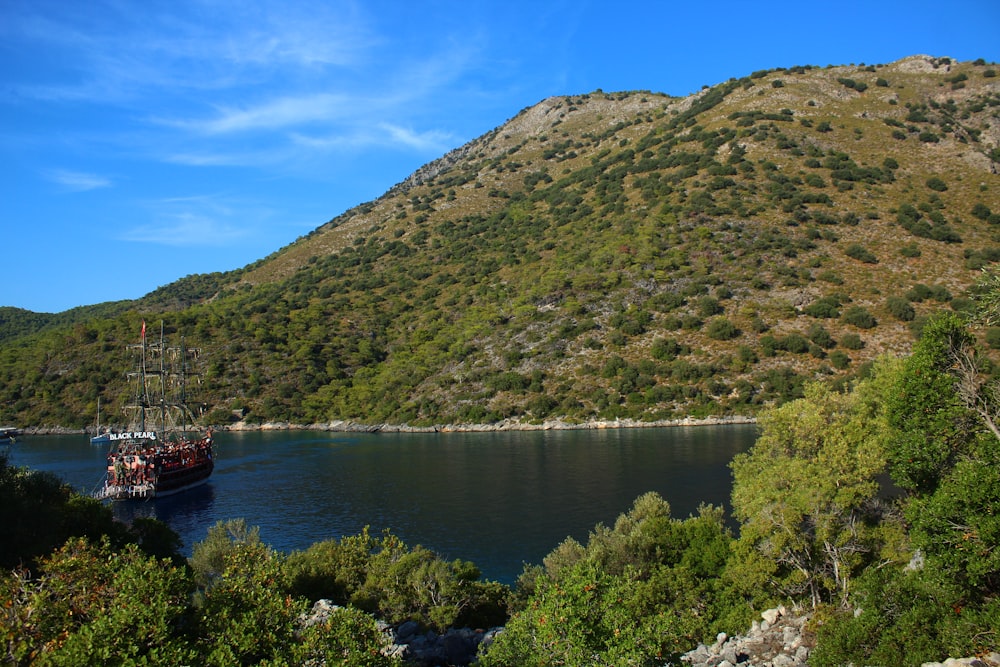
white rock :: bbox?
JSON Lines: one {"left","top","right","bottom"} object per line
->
{"left": 761, "top": 608, "right": 781, "bottom": 625}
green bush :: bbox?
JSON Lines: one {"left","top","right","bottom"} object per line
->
{"left": 829, "top": 350, "right": 850, "bottom": 369}
{"left": 812, "top": 567, "right": 979, "bottom": 667}
{"left": 972, "top": 203, "right": 993, "bottom": 221}
{"left": 808, "top": 323, "right": 836, "bottom": 348}
{"left": 840, "top": 333, "right": 864, "bottom": 349}
{"left": 706, "top": 317, "right": 740, "bottom": 340}
{"left": 282, "top": 527, "right": 507, "bottom": 633}
{"left": 886, "top": 296, "right": 916, "bottom": 321}
{"left": 845, "top": 243, "right": 878, "bottom": 264}
{"left": 842, "top": 306, "right": 877, "bottom": 329}
{"left": 489, "top": 372, "right": 530, "bottom": 393}
{"left": 926, "top": 177, "right": 948, "bottom": 192}
{"left": 3, "top": 538, "right": 200, "bottom": 666}
{"left": 0, "top": 455, "right": 151, "bottom": 572}
{"left": 804, "top": 295, "right": 843, "bottom": 318}
{"left": 697, "top": 296, "right": 724, "bottom": 317}
{"left": 985, "top": 327, "right": 1000, "bottom": 349}
{"left": 651, "top": 337, "right": 689, "bottom": 361}
{"left": 780, "top": 333, "right": 811, "bottom": 354}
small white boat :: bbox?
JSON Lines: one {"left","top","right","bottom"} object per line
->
{"left": 91, "top": 398, "right": 112, "bottom": 445}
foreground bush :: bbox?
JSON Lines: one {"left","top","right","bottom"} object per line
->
{"left": 282, "top": 527, "right": 509, "bottom": 632}
{"left": 0, "top": 455, "right": 145, "bottom": 572}
{"left": 812, "top": 565, "right": 1000, "bottom": 667}
{"left": 2, "top": 532, "right": 402, "bottom": 667}
{"left": 1, "top": 537, "right": 198, "bottom": 665}
{"left": 812, "top": 311, "right": 1000, "bottom": 664}
{"left": 478, "top": 493, "right": 745, "bottom": 666}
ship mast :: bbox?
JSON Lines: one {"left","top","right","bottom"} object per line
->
{"left": 123, "top": 320, "right": 152, "bottom": 437}
{"left": 122, "top": 320, "right": 202, "bottom": 440}
{"left": 159, "top": 321, "right": 167, "bottom": 438}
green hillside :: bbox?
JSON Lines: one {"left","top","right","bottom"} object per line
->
{"left": 3, "top": 55, "right": 999, "bottom": 429}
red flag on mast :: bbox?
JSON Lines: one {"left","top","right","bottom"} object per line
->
{"left": 141, "top": 320, "right": 146, "bottom": 339}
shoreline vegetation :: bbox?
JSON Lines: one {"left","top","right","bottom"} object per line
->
{"left": 19, "top": 414, "right": 757, "bottom": 436}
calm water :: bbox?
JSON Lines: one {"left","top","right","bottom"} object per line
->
{"left": 7, "top": 425, "right": 756, "bottom": 584}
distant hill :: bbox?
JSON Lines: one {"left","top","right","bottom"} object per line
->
{"left": 2, "top": 55, "right": 1000, "bottom": 429}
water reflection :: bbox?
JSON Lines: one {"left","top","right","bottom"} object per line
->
{"left": 113, "top": 483, "right": 217, "bottom": 541}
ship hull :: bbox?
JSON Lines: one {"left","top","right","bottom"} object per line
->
{"left": 99, "top": 458, "right": 214, "bottom": 501}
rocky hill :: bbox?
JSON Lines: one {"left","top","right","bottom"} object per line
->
{"left": 2, "top": 55, "right": 999, "bottom": 429}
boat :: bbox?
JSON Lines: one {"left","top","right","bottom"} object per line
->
{"left": 95, "top": 321, "right": 214, "bottom": 501}
{"left": 0, "top": 426, "right": 18, "bottom": 445}
{"left": 90, "top": 398, "right": 112, "bottom": 445}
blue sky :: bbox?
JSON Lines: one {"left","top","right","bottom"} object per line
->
{"left": 3, "top": 0, "right": 999, "bottom": 313}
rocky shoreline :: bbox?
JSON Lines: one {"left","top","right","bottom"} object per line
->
{"left": 678, "top": 606, "right": 1000, "bottom": 667}
{"left": 19, "top": 414, "right": 756, "bottom": 436}
{"left": 680, "top": 606, "right": 813, "bottom": 667}
{"left": 305, "top": 601, "right": 1000, "bottom": 667}
{"left": 226, "top": 414, "right": 757, "bottom": 433}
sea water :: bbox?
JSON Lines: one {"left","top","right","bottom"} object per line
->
{"left": 8, "top": 425, "right": 755, "bottom": 584}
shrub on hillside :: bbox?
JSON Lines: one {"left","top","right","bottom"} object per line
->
{"left": 804, "top": 295, "right": 843, "bottom": 318}
{"left": 842, "top": 306, "right": 877, "bottom": 329}
{"left": 845, "top": 243, "right": 878, "bottom": 264}
{"left": 840, "top": 333, "right": 864, "bottom": 350}
{"left": 706, "top": 317, "right": 740, "bottom": 340}
{"left": 926, "top": 177, "right": 948, "bottom": 192}
{"left": 829, "top": 350, "right": 851, "bottom": 369}
{"left": 886, "top": 296, "right": 916, "bottom": 321}
{"left": 808, "top": 323, "right": 836, "bottom": 349}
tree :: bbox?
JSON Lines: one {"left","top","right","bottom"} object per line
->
{"left": 730, "top": 378, "right": 897, "bottom": 608}
{"left": 0, "top": 455, "right": 173, "bottom": 573}
{"left": 197, "top": 540, "right": 305, "bottom": 666}
{"left": 882, "top": 314, "right": 978, "bottom": 494}
{"left": 888, "top": 289, "right": 1000, "bottom": 600}
{"left": 481, "top": 494, "right": 737, "bottom": 666}
{"left": 190, "top": 518, "right": 262, "bottom": 590}
{"left": 815, "top": 304, "right": 1000, "bottom": 663}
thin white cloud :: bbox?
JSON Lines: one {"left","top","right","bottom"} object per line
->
{"left": 216, "top": 3, "right": 374, "bottom": 68}
{"left": 164, "top": 145, "right": 293, "bottom": 167}
{"left": 161, "top": 93, "right": 354, "bottom": 135}
{"left": 3, "top": 1, "right": 376, "bottom": 103}
{"left": 289, "top": 123, "right": 454, "bottom": 154}
{"left": 121, "top": 193, "right": 262, "bottom": 246}
{"left": 121, "top": 214, "right": 247, "bottom": 247}
{"left": 378, "top": 124, "right": 454, "bottom": 152}
{"left": 47, "top": 169, "right": 112, "bottom": 191}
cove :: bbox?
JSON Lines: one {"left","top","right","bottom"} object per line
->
{"left": 9, "top": 424, "right": 756, "bottom": 584}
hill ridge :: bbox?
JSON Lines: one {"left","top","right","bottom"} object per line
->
{"left": 2, "top": 54, "right": 999, "bottom": 429}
